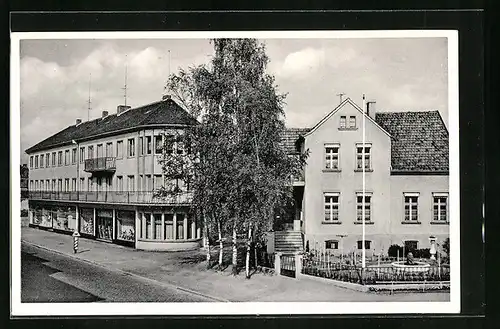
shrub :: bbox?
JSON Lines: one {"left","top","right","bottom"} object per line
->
{"left": 412, "top": 248, "right": 431, "bottom": 259}
{"left": 20, "top": 209, "right": 28, "bottom": 217}
{"left": 388, "top": 244, "right": 403, "bottom": 258}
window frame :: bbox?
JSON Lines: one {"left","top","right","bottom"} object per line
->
{"left": 339, "top": 116, "right": 346, "bottom": 129}
{"left": 52, "top": 152, "right": 56, "bottom": 166}
{"left": 324, "top": 143, "right": 340, "bottom": 171}
{"left": 72, "top": 148, "right": 77, "bottom": 164}
{"left": 106, "top": 142, "right": 113, "bottom": 158}
{"left": 40, "top": 154, "right": 44, "bottom": 168}
{"left": 29, "top": 156, "right": 33, "bottom": 169}
{"left": 355, "top": 142, "right": 372, "bottom": 171}
{"left": 325, "top": 240, "right": 339, "bottom": 250}
{"left": 323, "top": 192, "right": 340, "bottom": 223}
{"left": 116, "top": 140, "right": 123, "bottom": 159}
{"left": 64, "top": 149, "right": 70, "bottom": 166}
{"left": 432, "top": 192, "right": 449, "bottom": 223}
{"left": 127, "top": 138, "right": 135, "bottom": 158}
{"left": 355, "top": 192, "right": 373, "bottom": 223}
{"left": 403, "top": 192, "right": 420, "bottom": 223}
{"left": 57, "top": 151, "right": 63, "bottom": 166}
{"left": 138, "top": 137, "right": 144, "bottom": 156}
{"left": 45, "top": 153, "right": 50, "bottom": 167}
{"left": 80, "top": 147, "right": 85, "bottom": 163}
{"left": 357, "top": 240, "right": 371, "bottom": 250}
{"left": 35, "top": 155, "right": 39, "bottom": 168}
{"left": 349, "top": 115, "right": 356, "bottom": 128}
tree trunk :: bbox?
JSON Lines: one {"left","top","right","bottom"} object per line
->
{"left": 245, "top": 226, "right": 252, "bottom": 279}
{"left": 253, "top": 229, "right": 258, "bottom": 270}
{"left": 218, "top": 220, "right": 223, "bottom": 268}
{"left": 204, "top": 211, "right": 211, "bottom": 267}
{"left": 231, "top": 223, "right": 238, "bottom": 275}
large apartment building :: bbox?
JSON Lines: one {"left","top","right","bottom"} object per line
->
{"left": 284, "top": 98, "right": 449, "bottom": 255}
{"left": 26, "top": 96, "right": 202, "bottom": 251}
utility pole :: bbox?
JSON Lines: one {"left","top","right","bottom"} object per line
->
{"left": 122, "top": 55, "right": 128, "bottom": 106}
{"left": 362, "top": 93, "right": 366, "bottom": 269}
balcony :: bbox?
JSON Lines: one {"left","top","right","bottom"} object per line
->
{"left": 84, "top": 157, "right": 116, "bottom": 173}
{"left": 29, "top": 190, "right": 193, "bottom": 205}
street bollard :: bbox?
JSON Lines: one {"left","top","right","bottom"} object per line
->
{"left": 72, "top": 231, "right": 81, "bottom": 254}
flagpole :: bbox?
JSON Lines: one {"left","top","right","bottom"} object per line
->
{"left": 362, "top": 93, "right": 366, "bottom": 269}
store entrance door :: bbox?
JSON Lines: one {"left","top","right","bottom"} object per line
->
{"left": 96, "top": 209, "right": 113, "bottom": 241}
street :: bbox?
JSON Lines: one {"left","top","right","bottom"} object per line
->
{"left": 21, "top": 243, "right": 214, "bottom": 303}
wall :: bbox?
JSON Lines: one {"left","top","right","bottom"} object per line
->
{"left": 303, "top": 101, "right": 392, "bottom": 253}
{"left": 27, "top": 126, "right": 185, "bottom": 192}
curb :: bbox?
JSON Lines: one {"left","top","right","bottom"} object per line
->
{"left": 21, "top": 240, "right": 230, "bottom": 303}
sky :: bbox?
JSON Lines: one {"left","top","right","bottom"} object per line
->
{"left": 19, "top": 37, "right": 448, "bottom": 164}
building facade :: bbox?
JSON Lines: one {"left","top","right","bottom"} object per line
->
{"left": 26, "top": 97, "right": 203, "bottom": 251}
{"left": 285, "top": 98, "right": 449, "bottom": 256}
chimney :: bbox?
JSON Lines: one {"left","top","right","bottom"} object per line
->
{"left": 117, "top": 105, "right": 131, "bottom": 114}
{"left": 76, "top": 118, "right": 82, "bottom": 125}
{"left": 366, "top": 101, "right": 376, "bottom": 119}
{"left": 102, "top": 110, "right": 109, "bottom": 118}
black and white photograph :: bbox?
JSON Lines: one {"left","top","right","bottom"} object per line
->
{"left": 11, "top": 30, "right": 460, "bottom": 316}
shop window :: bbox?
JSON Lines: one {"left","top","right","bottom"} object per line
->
{"left": 176, "top": 213, "right": 185, "bottom": 240}
{"left": 53, "top": 206, "right": 76, "bottom": 231}
{"left": 80, "top": 208, "right": 94, "bottom": 235}
{"left": 116, "top": 210, "right": 135, "bottom": 241}
{"left": 154, "top": 214, "right": 162, "bottom": 240}
{"left": 96, "top": 209, "right": 113, "bottom": 240}
{"left": 164, "top": 214, "right": 174, "bottom": 240}
{"left": 145, "top": 213, "right": 152, "bottom": 239}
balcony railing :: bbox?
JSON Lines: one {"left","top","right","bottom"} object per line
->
{"left": 29, "top": 190, "right": 193, "bottom": 205}
{"left": 84, "top": 157, "right": 116, "bottom": 173}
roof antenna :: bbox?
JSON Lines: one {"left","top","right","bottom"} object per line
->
{"left": 122, "top": 55, "right": 128, "bottom": 106}
{"left": 87, "top": 73, "right": 92, "bottom": 121}
{"left": 336, "top": 92, "right": 345, "bottom": 104}
{"left": 162, "top": 50, "right": 172, "bottom": 100}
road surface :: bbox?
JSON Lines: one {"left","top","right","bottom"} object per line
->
{"left": 21, "top": 243, "right": 213, "bottom": 303}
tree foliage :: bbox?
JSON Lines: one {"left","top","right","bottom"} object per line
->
{"left": 158, "top": 38, "right": 308, "bottom": 272}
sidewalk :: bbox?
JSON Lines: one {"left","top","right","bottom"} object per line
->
{"left": 21, "top": 227, "right": 450, "bottom": 302}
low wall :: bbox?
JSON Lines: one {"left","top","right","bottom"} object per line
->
{"left": 297, "top": 272, "right": 369, "bottom": 292}
{"left": 136, "top": 238, "right": 202, "bottom": 251}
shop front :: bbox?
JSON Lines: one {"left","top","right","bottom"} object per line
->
{"left": 115, "top": 210, "right": 135, "bottom": 247}
{"left": 29, "top": 203, "right": 76, "bottom": 235}
{"left": 96, "top": 209, "right": 113, "bottom": 241}
{"left": 79, "top": 207, "right": 95, "bottom": 237}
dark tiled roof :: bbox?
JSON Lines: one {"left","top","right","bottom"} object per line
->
{"left": 26, "top": 98, "right": 199, "bottom": 154}
{"left": 282, "top": 128, "right": 310, "bottom": 154}
{"left": 375, "top": 111, "right": 449, "bottom": 172}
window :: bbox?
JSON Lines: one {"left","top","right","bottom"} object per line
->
{"left": 165, "top": 135, "right": 175, "bottom": 154}
{"left": 349, "top": 115, "right": 356, "bottom": 128}
{"left": 58, "top": 151, "right": 63, "bottom": 166}
{"left": 72, "top": 178, "right": 77, "bottom": 191}
{"left": 325, "top": 240, "right": 339, "bottom": 250}
{"left": 116, "top": 141, "right": 123, "bottom": 158}
{"left": 127, "top": 175, "right": 135, "bottom": 191}
{"left": 404, "top": 193, "right": 419, "bottom": 222}
{"left": 51, "top": 179, "right": 56, "bottom": 192}
{"left": 117, "top": 176, "right": 123, "bottom": 191}
{"left": 146, "top": 136, "right": 152, "bottom": 154}
{"left": 80, "top": 147, "right": 85, "bottom": 163}
{"left": 324, "top": 144, "right": 340, "bottom": 170}
{"left": 339, "top": 116, "right": 346, "bottom": 129}
{"left": 145, "top": 213, "right": 152, "bottom": 239}
{"left": 64, "top": 178, "right": 70, "bottom": 192}
{"left": 52, "top": 152, "right": 56, "bottom": 166}
{"left": 324, "top": 193, "right": 340, "bottom": 222}
{"left": 35, "top": 155, "right": 39, "bottom": 168}
{"left": 176, "top": 136, "right": 185, "bottom": 155}
{"left": 65, "top": 150, "right": 70, "bottom": 165}
{"left": 154, "top": 214, "right": 162, "bottom": 239}
{"left": 138, "top": 175, "right": 143, "bottom": 191}
{"left": 29, "top": 180, "right": 33, "bottom": 191}
{"left": 139, "top": 137, "right": 144, "bottom": 156}
{"left": 106, "top": 142, "right": 113, "bottom": 157}
{"left": 155, "top": 135, "right": 163, "bottom": 154}
{"left": 40, "top": 154, "right": 44, "bottom": 168}
{"left": 154, "top": 175, "right": 163, "bottom": 190}
{"left": 128, "top": 138, "right": 135, "bottom": 157}
{"left": 176, "top": 213, "right": 185, "bottom": 240}
{"left": 356, "top": 143, "right": 371, "bottom": 170}
{"left": 96, "top": 144, "right": 103, "bottom": 158}
{"left": 29, "top": 156, "right": 33, "bottom": 168}
{"left": 356, "top": 193, "right": 372, "bottom": 222}
{"left": 433, "top": 193, "right": 448, "bottom": 222}
{"left": 88, "top": 145, "right": 94, "bottom": 159}
{"left": 145, "top": 175, "right": 152, "bottom": 191}
{"left": 164, "top": 214, "right": 174, "bottom": 240}
{"left": 35, "top": 180, "right": 38, "bottom": 190}
{"left": 40, "top": 180, "right": 44, "bottom": 191}
{"left": 45, "top": 153, "right": 50, "bottom": 167}
{"left": 46, "top": 180, "right": 50, "bottom": 191}
{"left": 80, "top": 178, "right": 85, "bottom": 191}
{"left": 88, "top": 178, "right": 93, "bottom": 192}
{"left": 71, "top": 148, "right": 76, "bottom": 164}
{"left": 404, "top": 240, "right": 418, "bottom": 251}
{"left": 357, "top": 240, "right": 371, "bottom": 250}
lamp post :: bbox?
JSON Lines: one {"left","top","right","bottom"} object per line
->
{"left": 72, "top": 139, "right": 79, "bottom": 232}
{"left": 429, "top": 235, "right": 437, "bottom": 260}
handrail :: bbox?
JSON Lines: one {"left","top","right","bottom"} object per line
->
{"left": 28, "top": 190, "right": 193, "bottom": 204}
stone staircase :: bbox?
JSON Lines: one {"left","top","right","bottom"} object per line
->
{"left": 274, "top": 230, "right": 303, "bottom": 254}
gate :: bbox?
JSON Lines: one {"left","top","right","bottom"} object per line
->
{"left": 280, "top": 254, "right": 296, "bottom": 278}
